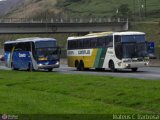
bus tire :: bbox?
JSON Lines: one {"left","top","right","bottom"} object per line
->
{"left": 109, "top": 60, "right": 117, "bottom": 72}
{"left": 28, "top": 63, "right": 33, "bottom": 72}
{"left": 84, "top": 68, "right": 90, "bottom": 71}
{"left": 11, "top": 63, "right": 18, "bottom": 70}
{"left": 78, "top": 61, "right": 84, "bottom": 71}
{"left": 131, "top": 68, "right": 138, "bottom": 72}
{"left": 95, "top": 68, "right": 105, "bottom": 71}
{"left": 48, "top": 68, "right": 53, "bottom": 72}
{"left": 75, "top": 60, "right": 79, "bottom": 70}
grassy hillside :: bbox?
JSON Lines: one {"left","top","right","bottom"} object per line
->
{"left": 6, "top": 0, "right": 60, "bottom": 18}
{"left": 57, "top": 0, "right": 160, "bottom": 20}
{"left": 6, "top": 0, "right": 160, "bottom": 21}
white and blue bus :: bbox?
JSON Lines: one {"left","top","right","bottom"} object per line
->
{"left": 4, "top": 37, "right": 61, "bottom": 71}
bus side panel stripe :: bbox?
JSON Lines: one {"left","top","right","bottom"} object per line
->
{"left": 10, "top": 46, "right": 15, "bottom": 68}
{"left": 98, "top": 48, "right": 108, "bottom": 68}
{"left": 93, "top": 48, "right": 102, "bottom": 68}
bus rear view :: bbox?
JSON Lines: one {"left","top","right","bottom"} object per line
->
{"left": 4, "top": 37, "right": 61, "bottom": 71}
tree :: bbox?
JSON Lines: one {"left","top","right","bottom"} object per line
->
{"left": 115, "top": 4, "right": 132, "bottom": 20}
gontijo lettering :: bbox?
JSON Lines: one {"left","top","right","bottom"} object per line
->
{"left": 78, "top": 50, "right": 90, "bottom": 55}
{"left": 19, "top": 53, "right": 26, "bottom": 58}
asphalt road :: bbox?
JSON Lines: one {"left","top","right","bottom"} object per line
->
{"left": 55, "top": 65, "right": 160, "bottom": 80}
{"left": 1, "top": 63, "right": 160, "bottom": 80}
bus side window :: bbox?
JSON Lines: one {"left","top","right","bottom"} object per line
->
{"left": 25, "top": 42, "right": 31, "bottom": 51}
{"left": 83, "top": 39, "right": 90, "bottom": 49}
{"left": 32, "top": 42, "right": 35, "bottom": 52}
{"left": 97, "top": 37, "right": 106, "bottom": 47}
{"left": 68, "top": 40, "right": 77, "bottom": 50}
{"left": 115, "top": 35, "right": 121, "bottom": 44}
{"left": 68, "top": 41, "right": 71, "bottom": 50}
{"left": 4, "top": 44, "right": 13, "bottom": 52}
{"left": 14, "top": 42, "right": 31, "bottom": 51}
{"left": 90, "top": 38, "right": 97, "bottom": 48}
{"left": 106, "top": 36, "right": 113, "bottom": 47}
{"left": 15, "top": 43, "right": 23, "bottom": 51}
{"left": 73, "top": 40, "right": 77, "bottom": 49}
{"left": 77, "top": 39, "right": 83, "bottom": 49}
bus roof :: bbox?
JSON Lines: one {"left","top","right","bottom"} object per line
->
{"left": 4, "top": 37, "right": 56, "bottom": 44}
{"left": 67, "top": 31, "right": 145, "bottom": 40}
{"left": 86, "top": 32, "right": 113, "bottom": 36}
{"left": 113, "top": 31, "right": 145, "bottom": 35}
{"left": 67, "top": 32, "right": 113, "bottom": 40}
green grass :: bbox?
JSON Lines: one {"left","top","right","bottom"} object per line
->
{"left": 0, "top": 70, "right": 160, "bottom": 116}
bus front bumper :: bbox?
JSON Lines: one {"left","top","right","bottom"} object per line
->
{"left": 37, "top": 62, "right": 60, "bottom": 69}
{"left": 121, "top": 61, "right": 149, "bottom": 69}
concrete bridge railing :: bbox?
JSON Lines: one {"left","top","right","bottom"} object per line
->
{"left": 0, "top": 17, "right": 128, "bottom": 33}
{"left": 0, "top": 18, "right": 128, "bottom": 23}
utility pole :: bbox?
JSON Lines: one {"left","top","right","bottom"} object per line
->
{"left": 133, "top": 0, "right": 136, "bottom": 21}
{"left": 144, "top": 0, "right": 147, "bottom": 17}
{"left": 132, "top": 0, "right": 136, "bottom": 30}
{"left": 137, "top": 0, "right": 142, "bottom": 20}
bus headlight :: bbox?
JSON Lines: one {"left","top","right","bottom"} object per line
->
{"left": 56, "top": 61, "right": 59, "bottom": 65}
{"left": 125, "top": 63, "right": 131, "bottom": 67}
{"left": 144, "top": 62, "right": 149, "bottom": 66}
{"left": 39, "top": 64, "right": 43, "bottom": 66}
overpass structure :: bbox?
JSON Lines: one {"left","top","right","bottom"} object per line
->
{"left": 0, "top": 18, "right": 128, "bottom": 34}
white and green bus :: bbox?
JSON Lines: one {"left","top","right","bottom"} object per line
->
{"left": 67, "top": 31, "right": 149, "bottom": 72}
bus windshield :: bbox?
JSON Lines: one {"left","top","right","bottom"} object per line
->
{"left": 122, "top": 43, "right": 147, "bottom": 58}
{"left": 121, "top": 35, "right": 146, "bottom": 43}
{"left": 34, "top": 41, "right": 59, "bottom": 61}
{"left": 115, "top": 35, "right": 147, "bottom": 59}
{"left": 36, "top": 48, "right": 59, "bottom": 61}
{"left": 35, "top": 41, "right": 57, "bottom": 48}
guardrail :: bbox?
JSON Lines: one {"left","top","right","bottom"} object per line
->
{"left": 0, "top": 18, "right": 128, "bottom": 23}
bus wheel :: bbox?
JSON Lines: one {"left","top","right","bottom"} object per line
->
{"left": 131, "top": 68, "right": 138, "bottom": 72}
{"left": 28, "top": 63, "right": 33, "bottom": 72}
{"left": 84, "top": 68, "right": 90, "bottom": 71}
{"left": 75, "top": 60, "right": 79, "bottom": 70}
{"left": 11, "top": 63, "right": 18, "bottom": 70}
{"left": 109, "top": 61, "right": 117, "bottom": 72}
{"left": 48, "top": 68, "right": 53, "bottom": 72}
{"left": 78, "top": 61, "right": 84, "bottom": 71}
{"left": 95, "top": 68, "right": 105, "bottom": 71}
